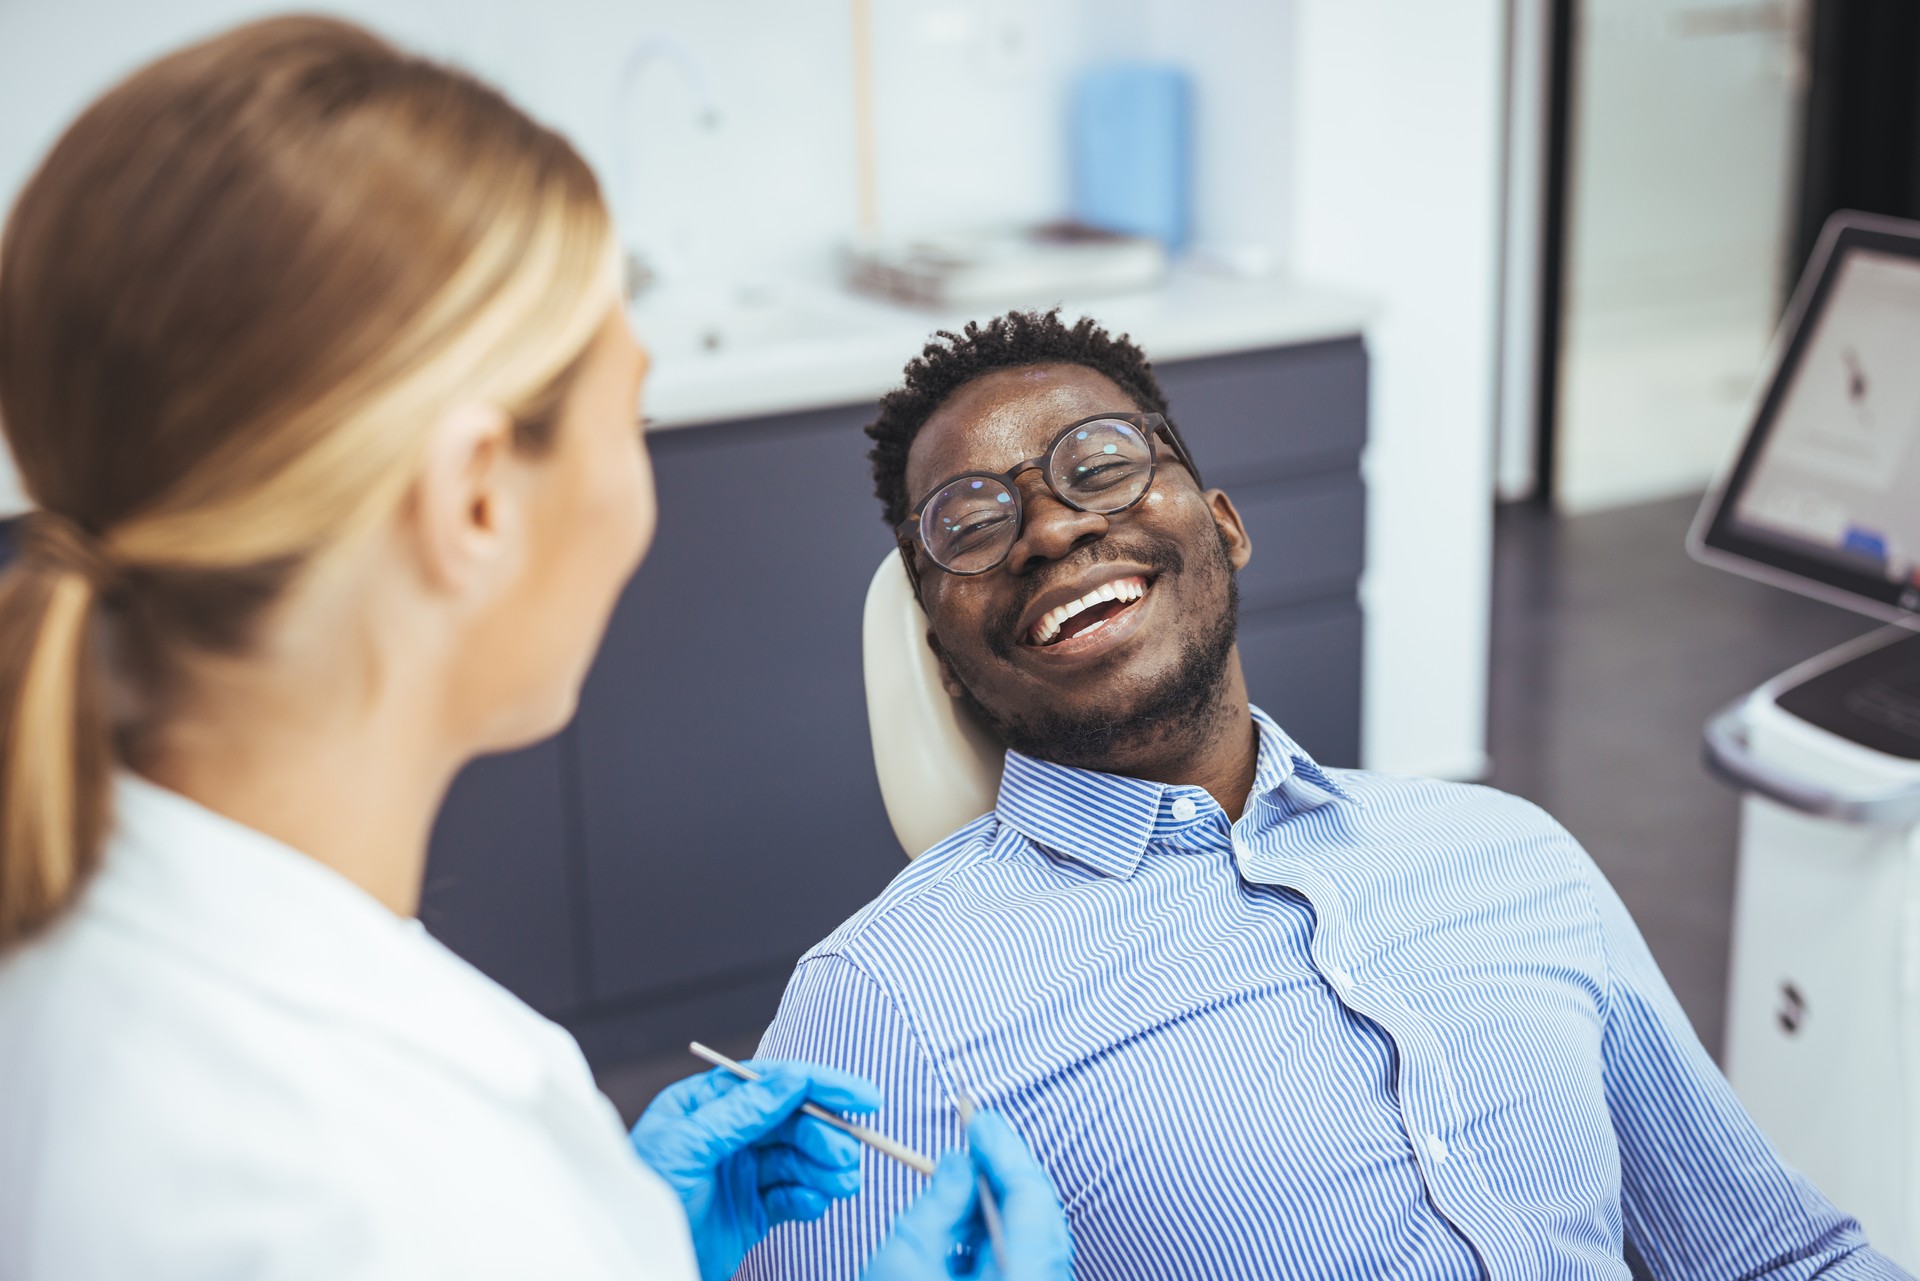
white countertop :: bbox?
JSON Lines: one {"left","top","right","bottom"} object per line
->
{"left": 633, "top": 268, "right": 1375, "bottom": 431}
{"left": 0, "top": 270, "right": 1370, "bottom": 521}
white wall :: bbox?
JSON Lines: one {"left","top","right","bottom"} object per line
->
{"left": 1553, "top": 0, "right": 1803, "bottom": 512}
{"left": 0, "top": 0, "right": 1092, "bottom": 513}
{"left": 0, "top": 0, "right": 1305, "bottom": 507}
{"left": 0, "top": 0, "right": 1091, "bottom": 271}
{"left": 1497, "top": 0, "right": 1552, "bottom": 502}
{"left": 1079, "top": 0, "right": 1296, "bottom": 265}
{"left": 1292, "top": 0, "right": 1508, "bottom": 779}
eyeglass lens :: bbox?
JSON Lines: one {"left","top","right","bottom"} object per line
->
{"left": 918, "top": 418, "right": 1155, "bottom": 573}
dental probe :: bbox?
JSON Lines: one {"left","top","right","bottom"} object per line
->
{"left": 687, "top": 1042, "right": 937, "bottom": 1176}
{"left": 954, "top": 1089, "right": 1008, "bottom": 1273}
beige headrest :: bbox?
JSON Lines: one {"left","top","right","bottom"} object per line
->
{"left": 862, "top": 549, "right": 1005, "bottom": 859}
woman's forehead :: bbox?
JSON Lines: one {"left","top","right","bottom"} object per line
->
{"left": 906, "top": 364, "right": 1139, "bottom": 492}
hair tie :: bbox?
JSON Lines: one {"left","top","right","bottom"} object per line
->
{"left": 17, "top": 510, "right": 121, "bottom": 594}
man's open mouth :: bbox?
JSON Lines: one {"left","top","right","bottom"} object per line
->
{"left": 1024, "top": 575, "right": 1151, "bottom": 647}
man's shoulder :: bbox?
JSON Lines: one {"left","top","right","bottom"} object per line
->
{"left": 1332, "top": 767, "right": 1561, "bottom": 823}
{"left": 1323, "top": 766, "right": 1591, "bottom": 885}
{"left": 798, "top": 811, "right": 1012, "bottom": 965}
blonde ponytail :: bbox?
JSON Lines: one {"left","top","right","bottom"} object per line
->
{"left": 0, "top": 518, "right": 114, "bottom": 945}
{"left": 0, "top": 16, "right": 616, "bottom": 947}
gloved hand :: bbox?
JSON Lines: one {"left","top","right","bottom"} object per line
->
{"left": 630, "top": 1061, "right": 883, "bottom": 1281}
{"left": 863, "top": 1111, "right": 1073, "bottom": 1281}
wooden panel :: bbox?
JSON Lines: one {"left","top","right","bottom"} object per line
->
{"left": 1154, "top": 338, "right": 1369, "bottom": 485}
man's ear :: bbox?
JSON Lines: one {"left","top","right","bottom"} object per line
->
{"left": 408, "top": 401, "right": 518, "bottom": 595}
{"left": 1206, "top": 488, "right": 1253, "bottom": 571}
{"left": 925, "top": 627, "right": 968, "bottom": 700}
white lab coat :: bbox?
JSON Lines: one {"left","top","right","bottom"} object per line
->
{"left": 0, "top": 772, "right": 701, "bottom": 1280}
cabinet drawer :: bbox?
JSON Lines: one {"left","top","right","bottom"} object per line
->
{"left": 1230, "top": 473, "right": 1366, "bottom": 611}
{"left": 1155, "top": 338, "right": 1367, "bottom": 485}
{"left": 1237, "top": 598, "right": 1363, "bottom": 768}
{"left": 573, "top": 405, "right": 904, "bottom": 1011}
{"left": 422, "top": 737, "right": 579, "bottom": 1015}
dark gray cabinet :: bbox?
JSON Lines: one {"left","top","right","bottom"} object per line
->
{"left": 418, "top": 736, "right": 582, "bottom": 1014}
{"left": 1157, "top": 338, "right": 1368, "bottom": 765}
{"left": 1238, "top": 600, "right": 1365, "bottom": 764}
{"left": 1155, "top": 339, "right": 1367, "bottom": 482}
{"left": 563, "top": 406, "right": 905, "bottom": 1064}
{"left": 420, "top": 335, "right": 1369, "bottom": 1066}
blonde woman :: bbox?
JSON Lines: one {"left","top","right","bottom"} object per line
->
{"left": 0, "top": 18, "right": 1068, "bottom": 1281}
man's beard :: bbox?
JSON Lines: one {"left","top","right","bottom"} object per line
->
{"left": 948, "top": 528, "right": 1241, "bottom": 772}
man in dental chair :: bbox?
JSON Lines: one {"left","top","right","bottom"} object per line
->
{"left": 739, "top": 310, "right": 1903, "bottom": 1280}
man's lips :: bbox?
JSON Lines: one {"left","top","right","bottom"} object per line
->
{"left": 1019, "top": 580, "right": 1153, "bottom": 662}
{"left": 1021, "top": 571, "right": 1153, "bottom": 647}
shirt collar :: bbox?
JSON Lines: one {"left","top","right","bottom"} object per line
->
{"left": 993, "top": 706, "right": 1355, "bottom": 879}
{"left": 85, "top": 772, "right": 571, "bottom": 1104}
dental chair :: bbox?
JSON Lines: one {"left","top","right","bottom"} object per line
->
{"left": 862, "top": 549, "right": 1003, "bottom": 859}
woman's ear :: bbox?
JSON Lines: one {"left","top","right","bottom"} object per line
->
{"left": 407, "top": 402, "right": 519, "bottom": 595}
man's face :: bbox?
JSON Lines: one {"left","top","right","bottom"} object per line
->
{"left": 905, "top": 363, "right": 1253, "bottom": 770}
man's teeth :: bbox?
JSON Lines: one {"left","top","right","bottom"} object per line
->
{"left": 1028, "top": 576, "right": 1148, "bottom": 646}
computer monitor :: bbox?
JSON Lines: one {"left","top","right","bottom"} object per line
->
{"left": 1692, "top": 211, "right": 1920, "bottom": 622}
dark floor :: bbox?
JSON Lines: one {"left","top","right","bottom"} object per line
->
{"left": 601, "top": 492, "right": 1871, "bottom": 1118}
{"left": 1483, "top": 493, "right": 1866, "bottom": 1061}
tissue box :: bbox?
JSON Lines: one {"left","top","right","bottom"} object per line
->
{"left": 1071, "top": 64, "right": 1192, "bottom": 251}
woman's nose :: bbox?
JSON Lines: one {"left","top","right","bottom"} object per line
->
{"left": 1004, "top": 473, "right": 1109, "bottom": 574}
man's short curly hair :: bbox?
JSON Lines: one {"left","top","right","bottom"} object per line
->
{"left": 866, "top": 308, "right": 1184, "bottom": 529}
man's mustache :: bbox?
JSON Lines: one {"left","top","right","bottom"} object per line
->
{"left": 985, "top": 534, "right": 1189, "bottom": 659}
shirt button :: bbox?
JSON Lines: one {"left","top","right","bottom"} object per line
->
{"left": 1171, "top": 796, "right": 1198, "bottom": 822}
{"left": 1326, "top": 965, "right": 1353, "bottom": 993}
{"left": 1425, "top": 1132, "right": 1449, "bottom": 1164}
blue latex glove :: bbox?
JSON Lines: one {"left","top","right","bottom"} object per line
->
{"left": 863, "top": 1111, "right": 1073, "bottom": 1281}
{"left": 630, "top": 1061, "right": 883, "bottom": 1281}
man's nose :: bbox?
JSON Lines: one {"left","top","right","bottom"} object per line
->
{"left": 1003, "top": 471, "right": 1108, "bottom": 575}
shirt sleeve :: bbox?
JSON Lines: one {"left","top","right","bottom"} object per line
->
{"left": 1582, "top": 852, "right": 1908, "bottom": 1278}
{"left": 736, "top": 953, "right": 961, "bottom": 1281}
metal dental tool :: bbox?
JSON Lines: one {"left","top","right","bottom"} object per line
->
{"left": 687, "top": 1041, "right": 937, "bottom": 1176}
{"left": 953, "top": 1082, "right": 1008, "bottom": 1272}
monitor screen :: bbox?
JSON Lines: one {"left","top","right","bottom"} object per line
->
{"left": 1692, "top": 214, "right": 1920, "bottom": 621}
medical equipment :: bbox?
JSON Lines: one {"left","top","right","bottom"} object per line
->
{"left": 688, "top": 1042, "right": 937, "bottom": 1176}
{"left": 1693, "top": 212, "right": 1920, "bottom": 619}
{"left": 633, "top": 1053, "right": 878, "bottom": 1281}
{"left": 1693, "top": 210, "right": 1920, "bottom": 1265}
{"left": 859, "top": 1114, "right": 1074, "bottom": 1281}
{"left": 954, "top": 1088, "right": 1007, "bottom": 1271}
{"left": 862, "top": 549, "right": 1004, "bottom": 859}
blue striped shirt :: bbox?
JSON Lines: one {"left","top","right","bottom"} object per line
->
{"left": 741, "top": 707, "right": 1902, "bottom": 1279}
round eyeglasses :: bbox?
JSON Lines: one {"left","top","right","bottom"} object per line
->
{"left": 899, "top": 412, "right": 1200, "bottom": 576}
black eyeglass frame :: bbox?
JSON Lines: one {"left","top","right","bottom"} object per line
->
{"left": 895, "top": 411, "right": 1202, "bottom": 581}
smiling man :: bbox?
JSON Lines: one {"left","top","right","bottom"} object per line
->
{"left": 739, "top": 311, "right": 1901, "bottom": 1280}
